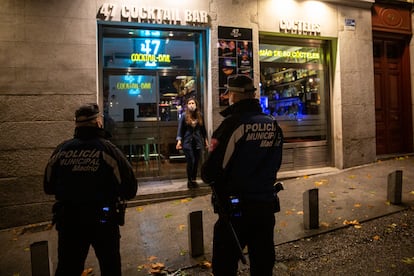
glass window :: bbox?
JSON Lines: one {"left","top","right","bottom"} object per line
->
{"left": 99, "top": 24, "right": 206, "bottom": 180}
{"left": 259, "top": 40, "right": 328, "bottom": 143}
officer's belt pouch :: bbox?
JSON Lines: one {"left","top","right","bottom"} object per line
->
{"left": 100, "top": 203, "right": 126, "bottom": 226}
{"left": 115, "top": 201, "right": 127, "bottom": 226}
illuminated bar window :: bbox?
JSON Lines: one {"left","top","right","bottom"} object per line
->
{"left": 259, "top": 41, "right": 328, "bottom": 143}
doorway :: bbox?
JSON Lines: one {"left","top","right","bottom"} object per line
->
{"left": 104, "top": 71, "right": 196, "bottom": 180}
{"left": 98, "top": 23, "right": 207, "bottom": 181}
{"left": 373, "top": 37, "right": 413, "bottom": 155}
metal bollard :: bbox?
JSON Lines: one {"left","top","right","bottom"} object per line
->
{"left": 303, "top": 188, "right": 319, "bottom": 229}
{"left": 387, "top": 170, "right": 403, "bottom": 205}
{"left": 188, "top": 210, "right": 204, "bottom": 257}
{"left": 30, "top": 240, "right": 50, "bottom": 276}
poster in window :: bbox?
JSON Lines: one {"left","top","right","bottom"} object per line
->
{"left": 218, "top": 26, "right": 253, "bottom": 106}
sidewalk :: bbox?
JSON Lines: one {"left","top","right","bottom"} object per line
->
{"left": 1, "top": 156, "right": 413, "bottom": 275}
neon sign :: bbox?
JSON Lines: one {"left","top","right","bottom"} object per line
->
{"left": 129, "top": 39, "right": 171, "bottom": 67}
{"left": 117, "top": 75, "right": 153, "bottom": 95}
{"left": 259, "top": 49, "right": 320, "bottom": 60}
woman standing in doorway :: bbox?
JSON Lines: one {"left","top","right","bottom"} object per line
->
{"left": 176, "top": 98, "right": 209, "bottom": 188}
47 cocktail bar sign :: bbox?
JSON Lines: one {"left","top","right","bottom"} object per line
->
{"left": 97, "top": 3, "right": 209, "bottom": 25}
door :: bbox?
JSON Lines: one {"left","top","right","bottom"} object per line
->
{"left": 374, "top": 38, "right": 411, "bottom": 155}
{"left": 103, "top": 71, "right": 199, "bottom": 180}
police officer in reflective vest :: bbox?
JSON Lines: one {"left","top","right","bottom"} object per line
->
{"left": 44, "top": 103, "right": 138, "bottom": 276}
{"left": 201, "top": 75, "right": 283, "bottom": 276}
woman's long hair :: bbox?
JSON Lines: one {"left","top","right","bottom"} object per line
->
{"left": 185, "top": 98, "right": 203, "bottom": 126}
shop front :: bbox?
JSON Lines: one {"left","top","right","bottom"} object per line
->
{"left": 97, "top": 4, "right": 209, "bottom": 181}
{"left": 256, "top": 1, "right": 338, "bottom": 172}
{"left": 259, "top": 37, "right": 331, "bottom": 170}
{"left": 1, "top": 0, "right": 397, "bottom": 229}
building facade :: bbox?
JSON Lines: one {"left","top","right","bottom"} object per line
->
{"left": 0, "top": 0, "right": 412, "bottom": 228}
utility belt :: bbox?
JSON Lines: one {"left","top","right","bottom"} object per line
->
{"left": 212, "top": 182, "right": 284, "bottom": 217}
{"left": 52, "top": 201, "right": 127, "bottom": 227}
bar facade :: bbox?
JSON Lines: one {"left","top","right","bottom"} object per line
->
{"left": 0, "top": 0, "right": 412, "bottom": 228}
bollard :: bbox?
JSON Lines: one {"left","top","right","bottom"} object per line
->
{"left": 30, "top": 240, "right": 50, "bottom": 276}
{"left": 303, "top": 188, "right": 319, "bottom": 229}
{"left": 188, "top": 210, "right": 204, "bottom": 257}
{"left": 387, "top": 170, "right": 403, "bottom": 205}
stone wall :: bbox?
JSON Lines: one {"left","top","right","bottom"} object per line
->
{"left": 336, "top": 5, "right": 376, "bottom": 168}
{"left": 0, "top": 0, "right": 98, "bottom": 228}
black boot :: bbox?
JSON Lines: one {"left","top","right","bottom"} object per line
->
{"left": 187, "top": 181, "right": 199, "bottom": 189}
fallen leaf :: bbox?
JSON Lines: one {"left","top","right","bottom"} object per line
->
{"left": 388, "top": 223, "right": 397, "bottom": 228}
{"left": 320, "top": 222, "right": 330, "bottom": 227}
{"left": 303, "top": 175, "right": 309, "bottom": 179}
{"left": 401, "top": 257, "right": 414, "bottom": 265}
{"left": 373, "top": 235, "right": 381, "bottom": 241}
{"left": 81, "top": 268, "right": 93, "bottom": 276}
{"left": 200, "top": 260, "right": 212, "bottom": 268}
{"left": 349, "top": 175, "right": 356, "bottom": 179}
{"left": 314, "top": 181, "right": 324, "bottom": 187}
{"left": 354, "top": 225, "right": 362, "bottom": 229}
{"left": 136, "top": 207, "right": 144, "bottom": 212}
{"left": 409, "top": 191, "right": 414, "bottom": 195}
{"left": 164, "top": 213, "right": 173, "bottom": 218}
{"left": 285, "top": 210, "right": 293, "bottom": 215}
{"left": 178, "top": 224, "right": 186, "bottom": 231}
{"left": 180, "top": 249, "right": 188, "bottom": 256}
{"left": 181, "top": 198, "right": 192, "bottom": 203}
{"left": 297, "top": 211, "right": 304, "bottom": 215}
{"left": 354, "top": 203, "right": 362, "bottom": 208}
{"left": 151, "top": 262, "right": 165, "bottom": 269}
{"left": 343, "top": 219, "right": 360, "bottom": 226}
{"left": 279, "top": 221, "right": 288, "bottom": 228}
{"left": 148, "top": 256, "right": 158, "bottom": 262}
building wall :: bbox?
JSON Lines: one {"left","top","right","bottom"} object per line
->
{"left": 0, "top": 0, "right": 99, "bottom": 228}
{"left": 0, "top": 0, "right": 385, "bottom": 228}
{"left": 411, "top": 14, "right": 414, "bottom": 152}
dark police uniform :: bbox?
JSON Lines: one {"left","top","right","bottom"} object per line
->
{"left": 201, "top": 98, "right": 283, "bottom": 276}
{"left": 44, "top": 105, "right": 137, "bottom": 276}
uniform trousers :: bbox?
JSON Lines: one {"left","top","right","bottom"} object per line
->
{"left": 55, "top": 215, "right": 121, "bottom": 276}
{"left": 212, "top": 206, "right": 275, "bottom": 276}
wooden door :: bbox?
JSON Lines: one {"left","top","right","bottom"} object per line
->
{"left": 374, "top": 38, "right": 412, "bottom": 155}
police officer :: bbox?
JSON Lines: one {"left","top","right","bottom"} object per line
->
{"left": 44, "top": 103, "right": 138, "bottom": 276}
{"left": 201, "top": 75, "right": 283, "bottom": 276}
